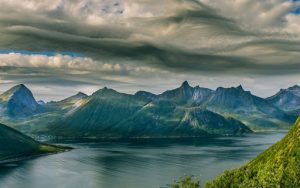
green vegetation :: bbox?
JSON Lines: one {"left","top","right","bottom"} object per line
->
{"left": 1, "top": 82, "right": 296, "bottom": 139}
{"left": 206, "top": 117, "right": 300, "bottom": 188}
{"left": 0, "top": 123, "right": 70, "bottom": 163}
{"left": 39, "top": 144, "right": 70, "bottom": 153}
{"left": 44, "top": 89, "right": 251, "bottom": 138}
{"left": 167, "top": 176, "right": 200, "bottom": 188}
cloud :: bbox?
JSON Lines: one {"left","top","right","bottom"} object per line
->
{"left": 0, "top": 0, "right": 299, "bottom": 75}
{"left": 202, "top": 0, "right": 300, "bottom": 29}
{"left": 0, "top": 0, "right": 300, "bottom": 99}
{"left": 0, "top": 53, "right": 118, "bottom": 71}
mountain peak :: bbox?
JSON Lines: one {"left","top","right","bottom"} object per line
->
{"left": 211, "top": 85, "right": 256, "bottom": 109}
{"left": 0, "top": 84, "right": 38, "bottom": 117}
{"left": 15, "top": 83, "right": 26, "bottom": 88}
{"left": 0, "top": 84, "right": 31, "bottom": 101}
{"left": 158, "top": 81, "right": 194, "bottom": 102}
{"left": 11, "top": 84, "right": 28, "bottom": 93}
{"left": 57, "top": 91, "right": 88, "bottom": 105}
{"left": 93, "top": 87, "right": 119, "bottom": 96}
{"left": 75, "top": 92, "right": 88, "bottom": 98}
{"left": 135, "top": 91, "right": 157, "bottom": 101}
{"left": 216, "top": 85, "right": 244, "bottom": 92}
{"left": 236, "top": 85, "right": 244, "bottom": 91}
{"left": 267, "top": 85, "right": 300, "bottom": 113}
{"left": 181, "top": 81, "right": 190, "bottom": 88}
{"left": 280, "top": 84, "right": 300, "bottom": 96}
{"left": 11, "top": 84, "right": 34, "bottom": 97}
{"left": 289, "top": 85, "right": 300, "bottom": 91}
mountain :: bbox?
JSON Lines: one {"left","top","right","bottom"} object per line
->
{"left": 0, "top": 84, "right": 39, "bottom": 118}
{"left": 142, "top": 82, "right": 294, "bottom": 130}
{"left": 115, "top": 101, "right": 251, "bottom": 137}
{"left": 46, "top": 91, "right": 88, "bottom": 111}
{"left": 267, "top": 85, "right": 300, "bottom": 116}
{"left": 206, "top": 85, "right": 254, "bottom": 109}
{"left": 3, "top": 82, "right": 296, "bottom": 138}
{"left": 134, "top": 81, "right": 213, "bottom": 104}
{"left": 41, "top": 87, "right": 251, "bottom": 138}
{"left": 134, "top": 91, "right": 158, "bottom": 102}
{"left": 205, "top": 85, "right": 295, "bottom": 129}
{"left": 8, "top": 91, "right": 90, "bottom": 134}
{"left": 58, "top": 92, "right": 88, "bottom": 104}
{"left": 0, "top": 122, "right": 67, "bottom": 163}
{"left": 206, "top": 117, "right": 300, "bottom": 188}
{"left": 47, "top": 87, "right": 148, "bottom": 137}
{"left": 158, "top": 81, "right": 214, "bottom": 104}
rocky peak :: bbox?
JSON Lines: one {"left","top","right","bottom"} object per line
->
{"left": 135, "top": 91, "right": 157, "bottom": 101}
{"left": 0, "top": 84, "right": 38, "bottom": 117}
{"left": 180, "top": 81, "right": 191, "bottom": 88}
{"left": 236, "top": 85, "right": 244, "bottom": 91}
{"left": 210, "top": 85, "right": 256, "bottom": 109}
{"left": 93, "top": 87, "right": 120, "bottom": 96}
{"left": 287, "top": 85, "right": 300, "bottom": 95}
{"left": 75, "top": 92, "right": 88, "bottom": 98}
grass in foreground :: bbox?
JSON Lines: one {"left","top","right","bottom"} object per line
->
{"left": 166, "top": 176, "right": 200, "bottom": 188}
{"left": 206, "top": 117, "right": 300, "bottom": 188}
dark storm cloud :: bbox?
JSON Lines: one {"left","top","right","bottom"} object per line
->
{"left": 0, "top": 66, "right": 126, "bottom": 86}
{"left": 0, "top": 0, "right": 299, "bottom": 76}
{"left": 0, "top": 0, "right": 300, "bottom": 99}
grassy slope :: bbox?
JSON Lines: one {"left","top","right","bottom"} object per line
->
{"left": 206, "top": 117, "right": 300, "bottom": 188}
{"left": 0, "top": 123, "right": 68, "bottom": 162}
{"left": 42, "top": 94, "right": 251, "bottom": 138}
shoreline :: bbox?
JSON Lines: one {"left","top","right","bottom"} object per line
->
{"left": 41, "top": 130, "right": 288, "bottom": 143}
{"left": 0, "top": 147, "right": 72, "bottom": 165}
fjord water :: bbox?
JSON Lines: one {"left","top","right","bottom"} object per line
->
{"left": 0, "top": 132, "right": 286, "bottom": 188}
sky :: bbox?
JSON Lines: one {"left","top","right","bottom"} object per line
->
{"left": 0, "top": 0, "right": 300, "bottom": 101}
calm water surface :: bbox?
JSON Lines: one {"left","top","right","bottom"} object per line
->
{"left": 0, "top": 132, "right": 287, "bottom": 188}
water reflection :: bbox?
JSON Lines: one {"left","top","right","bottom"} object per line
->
{"left": 0, "top": 131, "right": 287, "bottom": 188}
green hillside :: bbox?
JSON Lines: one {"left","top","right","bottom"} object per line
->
{"left": 2, "top": 82, "right": 296, "bottom": 139}
{"left": 0, "top": 123, "right": 68, "bottom": 163}
{"left": 206, "top": 117, "right": 300, "bottom": 188}
{"left": 42, "top": 87, "right": 251, "bottom": 138}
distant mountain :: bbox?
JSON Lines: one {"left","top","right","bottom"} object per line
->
{"left": 0, "top": 84, "right": 39, "bottom": 117}
{"left": 267, "top": 85, "right": 300, "bottom": 116}
{"left": 49, "top": 87, "right": 148, "bottom": 137}
{"left": 158, "top": 81, "right": 214, "bottom": 104}
{"left": 205, "top": 85, "right": 295, "bottom": 129}
{"left": 207, "top": 117, "right": 300, "bottom": 187}
{"left": 58, "top": 92, "right": 88, "bottom": 104}
{"left": 114, "top": 101, "right": 251, "bottom": 137}
{"left": 2, "top": 82, "right": 297, "bottom": 138}
{"left": 136, "top": 82, "right": 295, "bottom": 130}
{"left": 0, "top": 122, "right": 67, "bottom": 163}
{"left": 46, "top": 91, "right": 88, "bottom": 111}
{"left": 134, "top": 91, "right": 158, "bottom": 102}
{"left": 43, "top": 87, "right": 251, "bottom": 138}
{"left": 206, "top": 85, "right": 254, "bottom": 109}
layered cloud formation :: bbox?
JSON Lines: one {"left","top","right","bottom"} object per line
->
{"left": 0, "top": 0, "right": 299, "bottom": 99}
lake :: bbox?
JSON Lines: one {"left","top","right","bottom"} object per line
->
{"left": 0, "top": 131, "right": 287, "bottom": 188}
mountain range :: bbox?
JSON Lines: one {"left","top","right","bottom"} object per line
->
{"left": 207, "top": 116, "right": 300, "bottom": 187}
{"left": 267, "top": 85, "right": 300, "bottom": 116}
{"left": 0, "top": 81, "right": 299, "bottom": 138}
